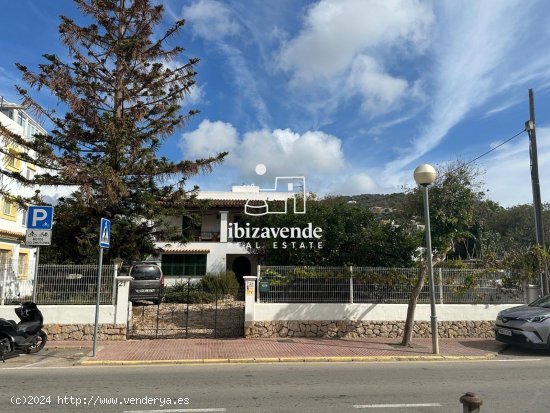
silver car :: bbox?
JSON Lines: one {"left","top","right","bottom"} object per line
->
{"left": 495, "top": 295, "right": 550, "bottom": 349}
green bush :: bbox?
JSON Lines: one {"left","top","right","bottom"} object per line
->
{"left": 163, "top": 281, "right": 216, "bottom": 304}
{"left": 201, "top": 271, "right": 240, "bottom": 295}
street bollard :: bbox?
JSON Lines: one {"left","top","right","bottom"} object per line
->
{"left": 460, "top": 392, "right": 483, "bottom": 413}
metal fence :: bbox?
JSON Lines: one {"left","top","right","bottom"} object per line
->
{"left": 0, "top": 264, "right": 34, "bottom": 305}
{"left": 258, "top": 266, "right": 527, "bottom": 304}
{"left": 0, "top": 264, "right": 116, "bottom": 305}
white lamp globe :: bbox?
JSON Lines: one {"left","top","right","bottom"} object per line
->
{"left": 413, "top": 164, "right": 437, "bottom": 186}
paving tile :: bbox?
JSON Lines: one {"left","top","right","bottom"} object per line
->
{"left": 52, "top": 337, "right": 506, "bottom": 363}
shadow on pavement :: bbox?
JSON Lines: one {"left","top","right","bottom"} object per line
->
{"left": 498, "top": 344, "right": 550, "bottom": 357}
{"left": 456, "top": 339, "right": 505, "bottom": 352}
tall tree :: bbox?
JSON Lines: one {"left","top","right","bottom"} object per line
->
{"left": 0, "top": 0, "right": 225, "bottom": 261}
{"left": 243, "top": 197, "right": 418, "bottom": 267}
{"left": 400, "top": 161, "right": 485, "bottom": 346}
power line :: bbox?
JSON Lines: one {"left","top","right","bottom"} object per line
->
{"left": 461, "top": 129, "right": 526, "bottom": 169}
{"left": 442, "top": 129, "right": 526, "bottom": 178}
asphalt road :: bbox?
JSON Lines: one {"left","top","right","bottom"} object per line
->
{"left": 2, "top": 352, "right": 550, "bottom": 413}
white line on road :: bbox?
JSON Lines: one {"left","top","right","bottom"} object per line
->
{"left": 123, "top": 409, "right": 226, "bottom": 413}
{"left": 353, "top": 403, "right": 442, "bottom": 409}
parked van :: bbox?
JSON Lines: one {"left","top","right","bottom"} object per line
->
{"left": 122, "top": 262, "right": 164, "bottom": 305}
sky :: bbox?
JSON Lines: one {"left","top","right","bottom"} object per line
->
{"left": 2, "top": 0, "right": 550, "bottom": 207}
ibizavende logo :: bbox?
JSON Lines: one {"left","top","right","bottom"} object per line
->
{"left": 244, "top": 163, "right": 306, "bottom": 216}
{"left": 232, "top": 164, "right": 323, "bottom": 250}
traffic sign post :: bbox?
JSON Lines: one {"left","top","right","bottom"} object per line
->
{"left": 93, "top": 218, "right": 111, "bottom": 357}
{"left": 26, "top": 205, "right": 54, "bottom": 303}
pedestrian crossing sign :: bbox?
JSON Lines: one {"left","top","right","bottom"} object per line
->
{"left": 99, "top": 218, "right": 111, "bottom": 248}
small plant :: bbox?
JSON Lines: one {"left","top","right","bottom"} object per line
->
{"left": 201, "top": 271, "right": 240, "bottom": 295}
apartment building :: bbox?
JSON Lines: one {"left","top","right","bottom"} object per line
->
{"left": 0, "top": 97, "right": 46, "bottom": 281}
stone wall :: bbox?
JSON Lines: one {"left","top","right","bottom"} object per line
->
{"left": 43, "top": 324, "right": 127, "bottom": 341}
{"left": 245, "top": 320, "right": 495, "bottom": 339}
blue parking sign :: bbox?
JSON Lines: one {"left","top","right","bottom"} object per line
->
{"left": 27, "top": 205, "right": 54, "bottom": 229}
{"left": 99, "top": 218, "right": 111, "bottom": 248}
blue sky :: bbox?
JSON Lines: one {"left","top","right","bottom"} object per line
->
{"left": 2, "top": 0, "right": 550, "bottom": 207}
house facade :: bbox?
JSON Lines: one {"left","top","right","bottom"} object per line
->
{"left": 154, "top": 184, "right": 296, "bottom": 285}
{"left": 0, "top": 98, "right": 47, "bottom": 283}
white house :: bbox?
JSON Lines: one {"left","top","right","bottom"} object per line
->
{"left": 154, "top": 183, "right": 301, "bottom": 285}
{"left": 0, "top": 97, "right": 47, "bottom": 284}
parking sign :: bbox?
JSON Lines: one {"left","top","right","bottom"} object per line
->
{"left": 26, "top": 205, "right": 54, "bottom": 229}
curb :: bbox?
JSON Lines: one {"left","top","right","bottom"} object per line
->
{"left": 78, "top": 353, "right": 497, "bottom": 366}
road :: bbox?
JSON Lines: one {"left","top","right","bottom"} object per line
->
{"left": 2, "top": 350, "right": 550, "bottom": 413}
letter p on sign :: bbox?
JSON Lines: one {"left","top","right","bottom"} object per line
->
{"left": 27, "top": 205, "right": 54, "bottom": 229}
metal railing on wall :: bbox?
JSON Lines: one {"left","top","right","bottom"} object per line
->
{"left": 0, "top": 264, "right": 116, "bottom": 305}
{"left": 257, "top": 266, "right": 526, "bottom": 305}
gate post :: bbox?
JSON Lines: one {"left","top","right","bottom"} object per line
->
{"left": 114, "top": 276, "right": 133, "bottom": 325}
{"left": 243, "top": 276, "right": 257, "bottom": 338}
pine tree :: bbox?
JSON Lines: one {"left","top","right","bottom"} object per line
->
{"left": 0, "top": 0, "right": 225, "bottom": 261}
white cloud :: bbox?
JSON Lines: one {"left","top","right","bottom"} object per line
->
{"left": 332, "top": 173, "right": 379, "bottom": 195}
{"left": 179, "top": 119, "right": 346, "bottom": 184}
{"left": 277, "top": 0, "right": 433, "bottom": 116}
{"left": 183, "top": 0, "right": 239, "bottom": 41}
{"left": 347, "top": 55, "right": 409, "bottom": 114}
{"left": 482, "top": 127, "right": 550, "bottom": 207}
{"left": 236, "top": 128, "right": 346, "bottom": 179}
{"left": 384, "top": 0, "right": 535, "bottom": 180}
{"left": 278, "top": 0, "right": 432, "bottom": 82}
{"left": 184, "top": 83, "right": 206, "bottom": 106}
{"left": 180, "top": 119, "right": 238, "bottom": 159}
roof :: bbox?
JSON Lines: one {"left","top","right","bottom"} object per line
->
{"left": 196, "top": 191, "right": 295, "bottom": 202}
{"left": 159, "top": 248, "right": 210, "bottom": 254}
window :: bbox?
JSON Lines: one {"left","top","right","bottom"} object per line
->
{"left": 0, "top": 249, "right": 11, "bottom": 266}
{"left": 3, "top": 199, "right": 12, "bottom": 215}
{"left": 17, "top": 113, "right": 23, "bottom": 125}
{"left": 4, "top": 148, "right": 21, "bottom": 172}
{"left": 5, "top": 152, "right": 16, "bottom": 168}
{"left": 18, "top": 252, "right": 29, "bottom": 279}
{"left": 161, "top": 254, "right": 207, "bottom": 277}
{"left": 1, "top": 197, "right": 17, "bottom": 221}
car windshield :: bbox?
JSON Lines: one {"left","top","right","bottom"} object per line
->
{"left": 131, "top": 265, "right": 161, "bottom": 280}
{"left": 528, "top": 295, "right": 550, "bottom": 307}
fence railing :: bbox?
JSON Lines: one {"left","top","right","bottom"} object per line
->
{"left": 258, "top": 266, "right": 527, "bottom": 304}
{"left": 0, "top": 264, "right": 116, "bottom": 305}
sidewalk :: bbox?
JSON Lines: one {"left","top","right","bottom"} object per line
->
{"left": 47, "top": 337, "right": 506, "bottom": 366}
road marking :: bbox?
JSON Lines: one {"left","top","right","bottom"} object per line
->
{"left": 123, "top": 409, "right": 226, "bottom": 413}
{"left": 353, "top": 403, "right": 442, "bottom": 408}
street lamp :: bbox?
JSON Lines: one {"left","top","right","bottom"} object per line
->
{"left": 413, "top": 164, "right": 439, "bottom": 355}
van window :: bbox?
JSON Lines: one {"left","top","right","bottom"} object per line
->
{"left": 131, "top": 265, "right": 161, "bottom": 280}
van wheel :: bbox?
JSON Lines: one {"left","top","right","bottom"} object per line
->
{"left": 152, "top": 299, "right": 161, "bottom": 305}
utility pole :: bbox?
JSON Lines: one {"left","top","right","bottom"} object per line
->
{"left": 525, "top": 88, "right": 548, "bottom": 295}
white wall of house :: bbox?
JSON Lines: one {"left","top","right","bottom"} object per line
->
{"left": 252, "top": 303, "right": 514, "bottom": 322}
{"left": 160, "top": 240, "right": 255, "bottom": 286}
{"left": 0, "top": 305, "right": 117, "bottom": 324}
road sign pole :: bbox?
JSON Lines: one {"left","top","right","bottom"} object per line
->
{"left": 92, "top": 247, "right": 104, "bottom": 357}
{"left": 32, "top": 247, "right": 40, "bottom": 303}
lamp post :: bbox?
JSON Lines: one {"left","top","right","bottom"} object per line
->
{"left": 413, "top": 164, "right": 439, "bottom": 355}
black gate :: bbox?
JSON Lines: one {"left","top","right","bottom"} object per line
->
{"left": 128, "top": 282, "right": 245, "bottom": 339}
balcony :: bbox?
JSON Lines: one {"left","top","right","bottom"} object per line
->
{"left": 198, "top": 232, "right": 220, "bottom": 242}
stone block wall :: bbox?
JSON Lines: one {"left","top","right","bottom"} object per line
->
{"left": 245, "top": 320, "right": 495, "bottom": 339}
{"left": 43, "top": 324, "right": 127, "bottom": 341}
